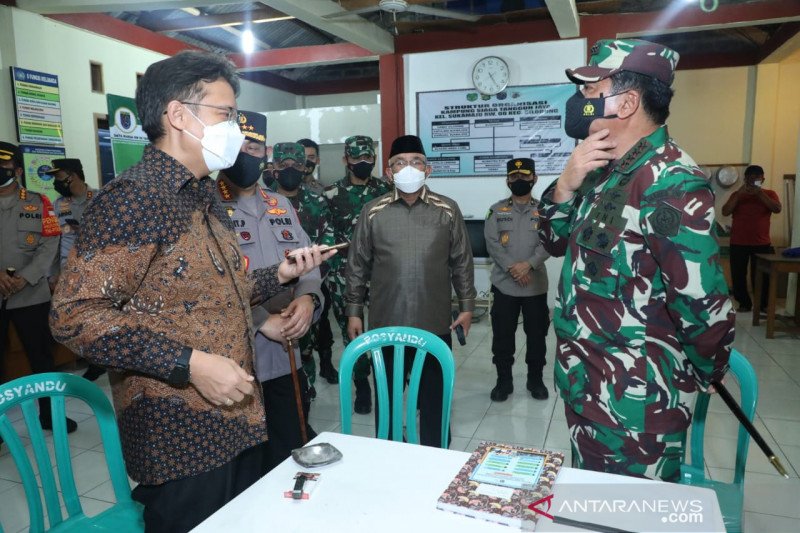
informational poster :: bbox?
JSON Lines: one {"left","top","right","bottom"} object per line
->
{"left": 11, "top": 67, "right": 65, "bottom": 146}
{"left": 107, "top": 94, "right": 149, "bottom": 176}
{"left": 21, "top": 144, "right": 66, "bottom": 203}
{"left": 417, "top": 84, "right": 575, "bottom": 177}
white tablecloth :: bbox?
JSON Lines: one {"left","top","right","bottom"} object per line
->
{"left": 194, "top": 432, "right": 724, "bottom": 532}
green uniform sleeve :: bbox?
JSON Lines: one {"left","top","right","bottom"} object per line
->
{"left": 641, "top": 174, "right": 734, "bottom": 389}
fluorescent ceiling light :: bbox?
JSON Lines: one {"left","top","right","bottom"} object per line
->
{"left": 242, "top": 29, "right": 255, "bottom": 54}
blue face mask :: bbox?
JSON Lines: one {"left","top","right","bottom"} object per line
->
{"left": 564, "top": 90, "right": 620, "bottom": 139}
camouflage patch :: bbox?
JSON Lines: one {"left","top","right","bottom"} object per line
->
{"left": 649, "top": 202, "right": 681, "bottom": 237}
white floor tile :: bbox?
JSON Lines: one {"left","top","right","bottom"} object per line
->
{"left": 763, "top": 418, "right": 800, "bottom": 446}
{"left": 12, "top": 312, "right": 794, "bottom": 531}
{"left": 472, "top": 413, "right": 548, "bottom": 448}
{"left": 709, "top": 468, "right": 800, "bottom": 519}
{"left": 743, "top": 511, "right": 800, "bottom": 533}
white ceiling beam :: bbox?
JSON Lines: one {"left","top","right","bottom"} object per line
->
{"left": 544, "top": 0, "right": 579, "bottom": 39}
{"left": 258, "top": 0, "right": 394, "bottom": 55}
{"left": 16, "top": 0, "right": 244, "bottom": 14}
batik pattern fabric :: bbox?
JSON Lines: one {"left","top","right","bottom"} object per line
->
{"left": 50, "top": 145, "right": 285, "bottom": 485}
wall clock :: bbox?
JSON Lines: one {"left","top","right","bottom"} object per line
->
{"left": 472, "top": 56, "right": 509, "bottom": 96}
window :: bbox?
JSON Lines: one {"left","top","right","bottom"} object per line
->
{"left": 90, "top": 61, "right": 104, "bottom": 94}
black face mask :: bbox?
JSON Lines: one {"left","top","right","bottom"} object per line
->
{"left": 509, "top": 179, "right": 534, "bottom": 197}
{"left": 276, "top": 167, "right": 304, "bottom": 191}
{"left": 261, "top": 170, "right": 276, "bottom": 190}
{"left": 0, "top": 168, "right": 15, "bottom": 188}
{"left": 304, "top": 159, "right": 316, "bottom": 177}
{"left": 54, "top": 177, "right": 73, "bottom": 197}
{"left": 564, "top": 90, "right": 619, "bottom": 140}
{"left": 348, "top": 161, "right": 374, "bottom": 180}
{"left": 225, "top": 153, "right": 264, "bottom": 188}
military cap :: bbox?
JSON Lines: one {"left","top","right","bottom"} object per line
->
{"left": 344, "top": 135, "right": 375, "bottom": 158}
{"left": 0, "top": 141, "right": 23, "bottom": 167}
{"left": 273, "top": 142, "right": 305, "bottom": 163}
{"left": 507, "top": 157, "right": 534, "bottom": 176}
{"left": 44, "top": 158, "right": 83, "bottom": 175}
{"left": 566, "top": 39, "right": 679, "bottom": 86}
{"left": 237, "top": 110, "right": 266, "bottom": 144}
{"left": 389, "top": 135, "right": 425, "bottom": 158}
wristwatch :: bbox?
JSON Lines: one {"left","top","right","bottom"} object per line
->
{"left": 167, "top": 346, "right": 193, "bottom": 387}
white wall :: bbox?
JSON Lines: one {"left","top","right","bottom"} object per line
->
{"left": 669, "top": 67, "right": 753, "bottom": 165}
{"left": 302, "top": 90, "right": 379, "bottom": 108}
{"left": 0, "top": 7, "right": 18, "bottom": 143}
{"left": 405, "top": 39, "right": 585, "bottom": 219}
{"left": 404, "top": 39, "right": 585, "bottom": 306}
{"left": 265, "top": 104, "right": 382, "bottom": 184}
{"left": 1, "top": 7, "right": 297, "bottom": 189}
{"left": 236, "top": 79, "right": 299, "bottom": 115}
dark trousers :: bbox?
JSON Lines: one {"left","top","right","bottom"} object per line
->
{"left": 490, "top": 287, "right": 549, "bottom": 374}
{"left": 373, "top": 333, "right": 452, "bottom": 448}
{"left": 131, "top": 443, "right": 267, "bottom": 533}
{"left": 0, "top": 302, "right": 56, "bottom": 418}
{"left": 730, "top": 244, "right": 774, "bottom": 310}
{"left": 262, "top": 372, "right": 316, "bottom": 472}
{"left": 316, "top": 283, "right": 333, "bottom": 352}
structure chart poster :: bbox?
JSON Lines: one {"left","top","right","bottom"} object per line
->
{"left": 417, "top": 84, "right": 575, "bottom": 177}
{"left": 11, "top": 67, "right": 65, "bottom": 146}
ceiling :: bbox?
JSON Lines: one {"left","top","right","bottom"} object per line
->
{"left": 8, "top": 0, "right": 800, "bottom": 94}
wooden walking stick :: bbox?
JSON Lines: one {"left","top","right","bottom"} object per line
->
{"left": 286, "top": 338, "right": 309, "bottom": 445}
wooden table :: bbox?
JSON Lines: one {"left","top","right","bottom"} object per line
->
{"left": 752, "top": 253, "right": 800, "bottom": 338}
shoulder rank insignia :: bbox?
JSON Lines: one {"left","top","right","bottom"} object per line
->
{"left": 217, "top": 179, "right": 233, "bottom": 201}
{"left": 19, "top": 188, "right": 27, "bottom": 200}
{"left": 648, "top": 201, "right": 682, "bottom": 237}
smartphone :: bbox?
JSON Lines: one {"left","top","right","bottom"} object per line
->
{"left": 452, "top": 310, "right": 466, "bottom": 346}
{"left": 286, "top": 242, "right": 349, "bottom": 264}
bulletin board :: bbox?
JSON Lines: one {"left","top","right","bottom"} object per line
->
{"left": 416, "top": 83, "right": 575, "bottom": 178}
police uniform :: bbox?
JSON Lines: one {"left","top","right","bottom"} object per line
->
{"left": 0, "top": 142, "right": 66, "bottom": 428}
{"left": 217, "top": 151, "right": 324, "bottom": 471}
{"left": 539, "top": 40, "right": 734, "bottom": 481}
{"left": 282, "top": 187, "right": 338, "bottom": 387}
{"left": 485, "top": 158, "right": 550, "bottom": 403}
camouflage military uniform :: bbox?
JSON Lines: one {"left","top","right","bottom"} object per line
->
{"left": 540, "top": 40, "right": 734, "bottom": 482}
{"left": 285, "top": 188, "right": 334, "bottom": 386}
{"left": 324, "top": 175, "right": 391, "bottom": 348}
{"left": 540, "top": 125, "right": 735, "bottom": 480}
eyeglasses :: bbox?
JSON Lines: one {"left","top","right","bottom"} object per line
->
{"left": 390, "top": 158, "right": 427, "bottom": 171}
{"left": 276, "top": 161, "right": 306, "bottom": 171}
{"left": 180, "top": 101, "right": 238, "bottom": 124}
{"left": 507, "top": 173, "right": 534, "bottom": 182}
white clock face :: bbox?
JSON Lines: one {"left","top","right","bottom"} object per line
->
{"left": 472, "top": 56, "right": 509, "bottom": 95}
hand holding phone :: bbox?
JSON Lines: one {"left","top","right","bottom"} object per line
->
{"left": 286, "top": 242, "right": 349, "bottom": 264}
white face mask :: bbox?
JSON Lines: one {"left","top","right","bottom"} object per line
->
{"left": 392, "top": 165, "right": 426, "bottom": 194}
{"left": 753, "top": 179, "right": 763, "bottom": 188}
{"left": 183, "top": 106, "right": 245, "bottom": 172}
